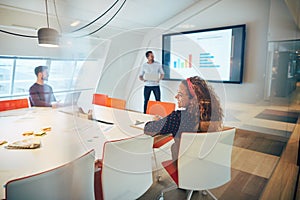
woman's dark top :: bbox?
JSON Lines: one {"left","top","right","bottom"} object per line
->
{"left": 144, "top": 110, "right": 199, "bottom": 161}
{"left": 144, "top": 110, "right": 198, "bottom": 138}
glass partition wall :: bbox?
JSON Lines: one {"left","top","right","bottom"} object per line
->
{"left": 265, "top": 40, "right": 300, "bottom": 105}
{"left": 0, "top": 57, "right": 92, "bottom": 101}
{"left": 262, "top": 39, "right": 300, "bottom": 199}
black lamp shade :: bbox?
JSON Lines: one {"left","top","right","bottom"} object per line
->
{"left": 37, "top": 28, "right": 59, "bottom": 47}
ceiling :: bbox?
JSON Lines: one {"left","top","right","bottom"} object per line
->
{"left": 0, "top": 0, "right": 200, "bottom": 38}
{"left": 1, "top": 0, "right": 299, "bottom": 50}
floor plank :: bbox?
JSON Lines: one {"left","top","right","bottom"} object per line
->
{"left": 138, "top": 168, "right": 268, "bottom": 200}
{"left": 231, "top": 146, "right": 279, "bottom": 179}
{"left": 260, "top": 120, "right": 300, "bottom": 200}
{"left": 234, "top": 128, "right": 287, "bottom": 156}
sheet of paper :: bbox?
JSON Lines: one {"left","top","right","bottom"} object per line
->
{"left": 99, "top": 123, "right": 115, "bottom": 132}
{"left": 130, "top": 120, "right": 146, "bottom": 130}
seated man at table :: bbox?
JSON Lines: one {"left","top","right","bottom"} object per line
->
{"left": 29, "top": 66, "right": 56, "bottom": 107}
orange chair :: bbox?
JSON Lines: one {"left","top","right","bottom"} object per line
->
{"left": 146, "top": 100, "right": 175, "bottom": 117}
{"left": 107, "top": 97, "right": 126, "bottom": 110}
{"left": 0, "top": 98, "right": 30, "bottom": 112}
{"left": 146, "top": 100, "right": 176, "bottom": 181}
{"left": 92, "top": 94, "right": 108, "bottom": 106}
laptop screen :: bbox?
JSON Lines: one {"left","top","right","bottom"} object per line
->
{"left": 63, "top": 91, "right": 81, "bottom": 106}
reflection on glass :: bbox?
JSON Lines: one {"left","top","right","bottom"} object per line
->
{"left": 0, "top": 59, "right": 13, "bottom": 96}
{"left": 14, "top": 59, "right": 47, "bottom": 95}
{"left": 268, "top": 41, "right": 300, "bottom": 98}
{"left": 47, "top": 60, "right": 76, "bottom": 92}
{"left": 0, "top": 57, "right": 94, "bottom": 101}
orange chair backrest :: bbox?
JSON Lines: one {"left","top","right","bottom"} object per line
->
{"left": 0, "top": 98, "right": 29, "bottom": 112}
{"left": 92, "top": 94, "right": 108, "bottom": 106}
{"left": 146, "top": 100, "right": 175, "bottom": 117}
{"left": 107, "top": 97, "right": 126, "bottom": 110}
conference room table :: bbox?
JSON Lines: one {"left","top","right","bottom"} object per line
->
{"left": 0, "top": 105, "right": 154, "bottom": 199}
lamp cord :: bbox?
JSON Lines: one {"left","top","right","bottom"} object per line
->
{"left": 0, "top": 0, "right": 126, "bottom": 38}
{"left": 71, "top": 0, "right": 120, "bottom": 33}
{"left": 53, "top": 0, "right": 62, "bottom": 32}
{"left": 45, "top": 0, "right": 49, "bottom": 28}
{"left": 75, "top": 0, "right": 126, "bottom": 37}
{"left": 0, "top": 29, "right": 37, "bottom": 38}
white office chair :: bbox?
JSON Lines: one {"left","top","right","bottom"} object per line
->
{"left": 6, "top": 150, "right": 95, "bottom": 200}
{"left": 158, "top": 128, "right": 236, "bottom": 200}
{"left": 94, "top": 134, "right": 153, "bottom": 200}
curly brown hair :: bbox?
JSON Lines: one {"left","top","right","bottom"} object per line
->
{"left": 182, "top": 76, "right": 223, "bottom": 132}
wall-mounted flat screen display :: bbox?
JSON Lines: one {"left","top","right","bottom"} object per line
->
{"left": 162, "top": 24, "right": 246, "bottom": 83}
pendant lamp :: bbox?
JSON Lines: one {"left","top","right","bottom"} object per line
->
{"left": 38, "top": 0, "right": 59, "bottom": 47}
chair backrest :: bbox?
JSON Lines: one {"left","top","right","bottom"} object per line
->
{"left": 101, "top": 135, "right": 153, "bottom": 200}
{"left": 146, "top": 100, "right": 175, "bottom": 117}
{"left": 6, "top": 150, "right": 95, "bottom": 200}
{"left": 107, "top": 97, "right": 126, "bottom": 110}
{"left": 177, "top": 128, "right": 236, "bottom": 190}
{"left": 0, "top": 98, "right": 30, "bottom": 112}
{"left": 92, "top": 93, "right": 108, "bottom": 106}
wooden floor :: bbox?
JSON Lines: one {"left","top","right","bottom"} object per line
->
{"left": 296, "top": 173, "right": 300, "bottom": 200}
{"left": 260, "top": 119, "right": 300, "bottom": 200}
{"left": 138, "top": 128, "right": 288, "bottom": 200}
{"left": 138, "top": 167, "right": 268, "bottom": 200}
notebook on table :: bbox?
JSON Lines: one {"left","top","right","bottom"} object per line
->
{"left": 5, "top": 138, "right": 41, "bottom": 149}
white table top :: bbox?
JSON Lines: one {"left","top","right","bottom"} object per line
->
{"left": 0, "top": 105, "right": 153, "bottom": 199}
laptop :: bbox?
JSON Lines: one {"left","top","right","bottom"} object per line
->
{"left": 63, "top": 91, "right": 81, "bottom": 106}
{"left": 144, "top": 73, "right": 160, "bottom": 81}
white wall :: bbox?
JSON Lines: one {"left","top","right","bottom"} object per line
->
{"left": 175, "top": 0, "right": 271, "bottom": 104}
{"left": 76, "top": 40, "right": 111, "bottom": 112}
{"left": 124, "top": 0, "right": 300, "bottom": 112}
{"left": 95, "top": 30, "right": 145, "bottom": 102}
{"left": 268, "top": 0, "right": 300, "bottom": 41}
{"left": 126, "top": 0, "right": 273, "bottom": 112}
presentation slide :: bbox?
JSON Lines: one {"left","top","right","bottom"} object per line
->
{"left": 168, "top": 29, "right": 232, "bottom": 81}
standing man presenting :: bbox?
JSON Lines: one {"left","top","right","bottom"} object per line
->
{"left": 139, "top": 51, "right": 164, "bottom": 113}
{"left": 29, "top": 66, "right": 56, "bottom": 107}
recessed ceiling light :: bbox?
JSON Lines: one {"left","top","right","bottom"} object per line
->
{"left": 70, "top": 20, "right": 80, "bottom": 27}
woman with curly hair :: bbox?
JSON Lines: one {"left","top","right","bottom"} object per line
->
{"left": 144, "top": 76, "right": 223, "bottom": 161}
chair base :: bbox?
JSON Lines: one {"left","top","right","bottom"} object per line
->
{"left": 158, "top": 184, "right": 194, "bottom": 200}
{"left": 186, "top": 190, "right": 193, "bottom": 200}
{"left": 202, "top": 190, "right": 218, "bottom": 200}
{"left": 158, "top": 185, "right": 218, "bottom": 200}
{"left": 153, "top": 149, "right": 162, "bottom": 182}
{"left": 157, "top": 184, "right": 177, "bottom": 200}
{"left": 156, "top": 174, "right": 162, "bottom": 182}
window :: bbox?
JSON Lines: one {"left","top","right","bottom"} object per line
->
{"left": 0, "top": 56, "right": 97, "bottom": 100}
{"left": 14, "top": 59, "right": 47, "bottom": 95}
{"left": 0, "top": 58, "right": 14, "bottom": 97}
